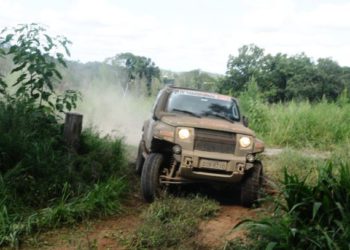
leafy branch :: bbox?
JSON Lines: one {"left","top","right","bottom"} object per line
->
{"left": 0, "top": 23, "right": 79, "bottom": 114}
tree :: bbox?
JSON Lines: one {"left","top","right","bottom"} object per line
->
{"left": 315, "top": 58, "right": 344, "bottom": 100}
{"left": 220, "top": 44, "right": 266, "bottom": 94}
{"left": 0, "top": 24, "right": 79, "bottom": 114}
{"left": 221, "top": 44, "right": 350, "bottom": 102}
{"left": 107, "top": 53, "right": 160, "bottom": 96}
{"left": 262, "top": 53, "right": 316, "bottom": 102}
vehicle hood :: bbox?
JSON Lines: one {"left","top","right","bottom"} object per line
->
{"left": 161, "top": 115, "right": 255, "bottom": 136}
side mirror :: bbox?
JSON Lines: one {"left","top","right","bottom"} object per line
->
{"left": 243, "top": 116, "right": 249, "bottom": 127}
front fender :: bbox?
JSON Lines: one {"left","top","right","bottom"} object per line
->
{"left": 253, "top": 138, "right": 265, "bottom": 153}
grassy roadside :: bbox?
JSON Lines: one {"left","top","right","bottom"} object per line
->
{"left": 225, "top": 144, "right": 350, "bottom": 249}
{"left": 239, "top": 83, "right": 350, "bottom": 150}
{"left": 0, "top": 103, "right": 130, "bottom": 247}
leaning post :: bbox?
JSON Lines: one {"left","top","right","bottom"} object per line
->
{"left": 64, "top": 112, "right": 83, "bottom": 151}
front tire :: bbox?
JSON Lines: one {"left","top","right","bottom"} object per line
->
{"left": 240, "top": 161, "right": 263, "bottom": 207}
{"left": 141, "top": 153, "right": 164, "bottom": 202}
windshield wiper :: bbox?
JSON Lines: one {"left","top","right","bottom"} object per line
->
{"left": 172, "top": 109, "right": 201, "bottom": 118}
{"left": 204, "top": 113, "right": 234, "bottom": 123}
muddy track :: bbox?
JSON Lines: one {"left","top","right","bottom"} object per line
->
{"left": 196, "top": 205, "right": 256, "bottom": 249}
{"left": 22, "top": 155, "right": 275, "bottom": 249}
{"left": 23, "top": 196, "right": 145, "bottom": 250}
{"left": 22, "top": 190, "right": 257, "bottom": 250}
{"left": 31, "top": 201, "right": 255, "bottom": 250}
{"left": 35, "top": 147, "right": 327, "bottom": 249}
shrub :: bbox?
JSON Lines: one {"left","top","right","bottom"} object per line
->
{"left": 230, "top": 161, "right": 350, "bottom": 250}
{"left": 0, "top": 24, "right": 130, "bottom": 247}
{"left": 0, "top": 123, "right": 129, "bottom": 246}
{"left": 239, "top": 77, "right": 268, "bottom": 133}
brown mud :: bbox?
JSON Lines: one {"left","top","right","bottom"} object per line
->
{"left": 20, "top": 157, "right": 281, "bottom": 250}
{"left": 23, "top": 196, "right": 145, "bottom": 250}
{"left": 196, "top": 205, "right": 256, "bottom": 249}
{"left": 21, "top": 190, "right": 258, "bottom": 250}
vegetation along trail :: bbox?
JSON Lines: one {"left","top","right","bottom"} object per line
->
{"left": 1, "top": 23, "right": 349, "bottom": 250}
{"left": 20, "top": 152, "right": 259, "bottom": 250}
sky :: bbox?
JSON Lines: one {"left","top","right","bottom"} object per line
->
{"left": 0, "top": 0, "right": 349, "bottom": 74}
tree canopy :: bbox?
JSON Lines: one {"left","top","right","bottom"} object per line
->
{"left": 220, "top": 44, "right": 350, "bottom": 102}
{"left": 106, "top": 52, "right": 160, "bottom": 96}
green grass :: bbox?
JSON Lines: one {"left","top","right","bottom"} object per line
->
{"left": 263, "top": 149, "right": 325, "bottom": 185}
{"left": 0, "top": 100, "right": 130, "bottom": 247}
{"left": 227, "top": 155, "right": 350, "bottom": 250}
{"left": 262, "top": 101, "right": 350, "bottom": 149}
{"left": 126, "top": 195, "right": 219, "bottom": 249}
{"left": 0, "top": 177, "right": 127, "bottom": 247}
{"left": 240, "top": 96, "right": 350, "bottom": 150}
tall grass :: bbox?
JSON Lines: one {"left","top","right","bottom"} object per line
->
{"left": 227, "top": 156, "right": 350, "bottom": 250}
{"left": 263, "top": 149, "right": 325, "bottom": 185}
{"left": 240, "top": 94, "right": 350, "bottom": 149}
{"left": 261, "top": 101, "right": 350, "bottom": 149}
{"left": 0, "top": 100, "right": 129, "bottom": 247}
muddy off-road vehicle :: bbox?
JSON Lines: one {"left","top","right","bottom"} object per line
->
{"left": 136, "top": 86, "right": 265, "bottom": 206}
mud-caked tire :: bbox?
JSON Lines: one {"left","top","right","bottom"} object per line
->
{"left": 141, "top": 153, "right": 164, "bottom": 202}
{"left": 135, "top": 142, "right": 145, "bottom": 176}
{"left": 240, "top": 161, "right": 263, "bottom": 207}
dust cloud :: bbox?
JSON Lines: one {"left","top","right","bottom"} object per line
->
{"left": 77, "top": 84, "right": 153, "bottom": 146}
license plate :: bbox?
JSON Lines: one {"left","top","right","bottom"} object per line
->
{"left": 199, "top": 159, "right": 227, "bottom": 170}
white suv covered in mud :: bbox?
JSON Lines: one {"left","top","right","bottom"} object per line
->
{"left": 136, "top": 86, "right": 265, "bottom": 207}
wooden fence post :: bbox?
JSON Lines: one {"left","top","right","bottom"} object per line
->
{"left": 64, "top": 112, "right": 83, "bottom": 151}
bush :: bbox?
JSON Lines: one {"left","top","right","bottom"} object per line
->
{"left": 0, "top": 24, "right": 129, "bottom": 247}
{"left": 230, "top": 161, "right": 350, "bottom": 250}
{"left": 239, "top": 77, "right": 269, "bottom": 133}
{"left": 0, "top": 101, "right": 129, "bottom": 246}
{"left": 0, "top": 100, "right": 65, "bottom": 207}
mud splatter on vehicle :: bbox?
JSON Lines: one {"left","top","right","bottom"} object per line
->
{"left": 136, "top": 86, "right": 265, "bottom": 207}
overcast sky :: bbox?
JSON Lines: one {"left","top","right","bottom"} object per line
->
{"left": 1, "top": 0, "right": 349, "bottom": 73}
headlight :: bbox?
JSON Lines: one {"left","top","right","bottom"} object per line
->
{"left": 178, "top": 128, "right": 190, "bottom": 139}
{"left": 239, "top": 136, "right": 251, "bottom": 148}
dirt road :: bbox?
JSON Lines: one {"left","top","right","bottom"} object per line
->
{"left": 196, "top": 205, "right": 256, "bottom": 249}
{"left": 23, "top": 191, "right": 256, "bottom": 250}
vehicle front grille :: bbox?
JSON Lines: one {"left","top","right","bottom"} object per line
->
{"left": 194, "top": 128, "right": 236, "bottom": 154}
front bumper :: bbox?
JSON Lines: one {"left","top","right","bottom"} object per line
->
{"left": 175, "top": 149, "right": 252, "bottom": 183}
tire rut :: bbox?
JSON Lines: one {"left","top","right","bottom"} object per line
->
{"left": 196, "top": 205, "right": 256, "bottom": 249}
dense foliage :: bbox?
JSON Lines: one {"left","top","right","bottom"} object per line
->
{"left": 227, "top": 160, "right": 350, "bottom": 250}
{"left": 0, "top": 24, "right": 79, "bottom": 113}
{"left": 220, "top": 44, "right": 350, "bottom": 102}
{"left": 106, "top": 52, "right": 161, "bottom": 96}
{"left": 0, "top": 24, "right": 129, "bottom": 247}
{"left": 1, "top": 22, "right": 350, "bottom": 249}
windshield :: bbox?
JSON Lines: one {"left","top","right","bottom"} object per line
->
{"left": 166, "top": 90, "right": 240, "bottom": 122}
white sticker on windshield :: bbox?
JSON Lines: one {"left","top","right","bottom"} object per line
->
{"left": 173, "top": 89, "right": 231, "bottom": 101}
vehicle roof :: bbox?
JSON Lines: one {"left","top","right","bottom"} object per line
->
{"left": 164, "top": 85, "right": 238, "bottom": 101}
